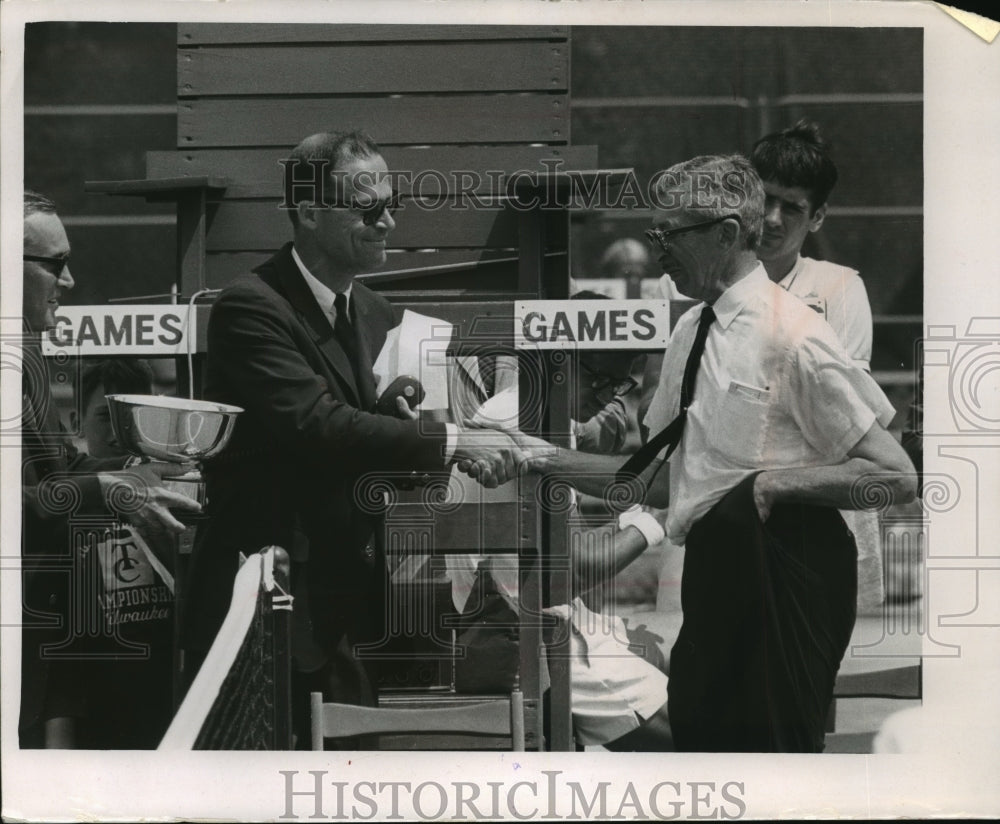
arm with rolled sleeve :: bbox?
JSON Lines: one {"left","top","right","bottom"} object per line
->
{"left": 574, "top": 396, "right": 628, "bottom": 454}
{"left": 754, "top": 332, "right": 916, "bottom": 520}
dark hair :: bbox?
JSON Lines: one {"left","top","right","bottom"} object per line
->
{"left": 571, "top": 290, "right": 611, "bottom": 301}
{"left": 79, "top": 358, "right": 154, "bottom": 406}
{"left": 24, "top": 189, "right": 57, "bottom": 218}
{"left": 285, "top": 130, "right": 381, "bottom": 228}
{"left": 750, "top": 119, "right": 839, "bottom": 211}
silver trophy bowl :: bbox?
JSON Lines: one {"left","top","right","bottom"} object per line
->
{"left": 106, "top": 394, "right": 243, "bottom": 464}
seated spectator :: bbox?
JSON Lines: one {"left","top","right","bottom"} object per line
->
{"left": 572, "top": 289, "right": 646, "bottom": 456}
{"left": 449, "top": 345, "right": 672, "bottom": 751}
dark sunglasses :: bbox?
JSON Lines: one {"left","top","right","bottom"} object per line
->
{"left": 644, "top": 214, "right": 740, "bottom": 253}
{"left": 331, "top": 193, "right": 400, "bottom": 226}
{"left": 23, "top": 253, "right": 70, "bottom": 276}
{"left": 580, "top": 361, "right": 638, "bottom": 399}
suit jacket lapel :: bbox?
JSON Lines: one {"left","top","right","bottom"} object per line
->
{"left": 271, "top": 244, "right": 362, "bottom": 407}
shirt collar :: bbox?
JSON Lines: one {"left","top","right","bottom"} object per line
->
{"left": 777, "top": 255, "right": 804, "bottom": 291}
{"left": 710, "top": 262, "right": 769, "bottom": 330}
{"left": 292, "top": 245, "right": 352, "bottom": 318}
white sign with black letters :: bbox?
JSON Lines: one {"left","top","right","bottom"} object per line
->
{"left": 41, "top": 305, "right": 194, "bottom": 356}
{"left": 513, "top": 300, "right": 669, "bottom": 349}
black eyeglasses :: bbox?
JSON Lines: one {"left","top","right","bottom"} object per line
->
{"left": 644, "top": 215, "right": 739, "bottom": 253}
{"left": 580, "top": 361, "right": 638, "bottom": 399}
{"left": 23, "top": 253, "right": 70, "bottom": 276}
{"left": 331, "top": 193, "right": 400, "bottom": 226}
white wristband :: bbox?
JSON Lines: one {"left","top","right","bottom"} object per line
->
{"left": 617, "top": 505, "right": 666, "bottom": 548}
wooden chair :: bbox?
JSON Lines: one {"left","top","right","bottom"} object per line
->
{"left": 310, "top": 687, "right": 525, "bottom": 751}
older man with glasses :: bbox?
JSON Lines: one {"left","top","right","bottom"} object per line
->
{"left": 19, "top": 190, "right": 200, "bottom": 748}
{"left": 517, "top": 154, "right": 916, "bottom": 752}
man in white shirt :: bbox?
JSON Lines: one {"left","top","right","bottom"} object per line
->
{"left": 751, "top": 119, "right": 873, "bottom": 370}
{"left": 752, "top": 120, "right": 884, "bottom": 610}
{"left": 519, "top": 154, "right": 916, "bottom": 751}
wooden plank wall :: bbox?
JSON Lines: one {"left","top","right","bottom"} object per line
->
{"left": 147, "top": 24, "right": 595, "bottom": 296}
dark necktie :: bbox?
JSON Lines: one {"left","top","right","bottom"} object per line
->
{"left": 616, "top": 305, "right": 716, "bottom": 484}
{"left": 334, "top": 291, "right": 363, "bottom": 387}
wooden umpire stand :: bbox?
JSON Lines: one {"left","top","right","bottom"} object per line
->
{"left": 86, "top": 24, "right": 640, "bottom": 751}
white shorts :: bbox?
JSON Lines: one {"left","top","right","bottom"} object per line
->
{"left": 555, "top": 598, "right": 670, "bottom": 746}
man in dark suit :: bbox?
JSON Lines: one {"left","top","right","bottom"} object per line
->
{"left": 20, "top": 190, "right": 199, "bottom": 748}
{"left": 183, "top": 131, "right": 523, "bottom": 743}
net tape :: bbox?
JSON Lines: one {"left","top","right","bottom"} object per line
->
{"left": 159, "top": 546, "right": 290, "bottom": 750}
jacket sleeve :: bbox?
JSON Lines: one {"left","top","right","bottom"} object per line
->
{"left": 22, "top": 425, "right": 125, "bottom": 548}
{"left": 206, "top": 284, "right": 449, "bottom": 474}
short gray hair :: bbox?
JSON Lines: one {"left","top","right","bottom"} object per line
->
{"left": 284, "top": 130, "right": 381, "bottom": 228}
{"left": 652, "top": 155, "right": 765, "bottom": 250}
{"left": 24, "top": 189, "right": 57, "bottom": 219}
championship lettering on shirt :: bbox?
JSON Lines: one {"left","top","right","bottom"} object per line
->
{"left": 93, "top": 527, "right": 173, "bottom": 630}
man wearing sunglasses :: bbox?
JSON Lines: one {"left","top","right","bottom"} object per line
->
{"left": 517, "top": 155, "right": 916, "bottom": 752}
{"left": 19, "top": 191, "right": 200, "bottom": 748}
{"left": 183, "top": 131, "right": 524, "bottom": 746}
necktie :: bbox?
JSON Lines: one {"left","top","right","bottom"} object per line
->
{"left": 333, "top": 292, "right": 363, "bottom": 389}
{"left": 616, "top": 305, "right": 716, "bottom": 484}
{"left": 333, "top": 291, "right": 354, "bottom": 347}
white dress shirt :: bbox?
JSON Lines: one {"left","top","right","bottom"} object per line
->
{"left": 292, "top": 246, "right": 352, "bottom": 326}
{"left": 645, "top": 263, "right": 895, "bottom": 543}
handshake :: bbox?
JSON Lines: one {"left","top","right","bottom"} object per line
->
{"left": 452, "top": 427, "right": 556, "bottom": 488}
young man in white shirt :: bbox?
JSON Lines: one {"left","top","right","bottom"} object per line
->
{"left": 751, "top": 119, "right": 873, "bottom": 371}
{"left": 752, "top": 120, "right": 885, "bottom": 611}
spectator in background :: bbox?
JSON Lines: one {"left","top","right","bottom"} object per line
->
{"left": 571, "top": 291, "right": 635, "bottom": 455}
{"left": 751, "top": 119, "right": 884, "bottom": 612}
{"left": 451, "top": 342, "right": 672, "bottom": 750}
{"left": 598, "top": 238, "right": 652, "bottom": 298}
{"left": 72, "top": 358, "right": 155, "bottom": 457}
{"left": 751, "top": 119, "right": 873, "bottom": 370}
{"left": 20, "top": 190, "right": 198, "bottom": 748}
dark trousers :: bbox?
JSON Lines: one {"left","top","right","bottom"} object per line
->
{"left": 667, "top": 472, "right": 857, "bottom": 753}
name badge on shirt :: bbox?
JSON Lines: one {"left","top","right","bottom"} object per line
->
{"left": 802, "top": 294, "right": 827, "bottom": 319}
{"left": 728, "top": 380, "right": 770, "bottom": 403}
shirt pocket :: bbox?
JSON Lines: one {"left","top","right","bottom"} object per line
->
{"left": 705, "top": 379, "right": 770, "bottom": 467}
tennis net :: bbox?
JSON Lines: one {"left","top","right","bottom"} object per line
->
{"left": 159, "top": 546, "right": 292, "bottom": 750}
